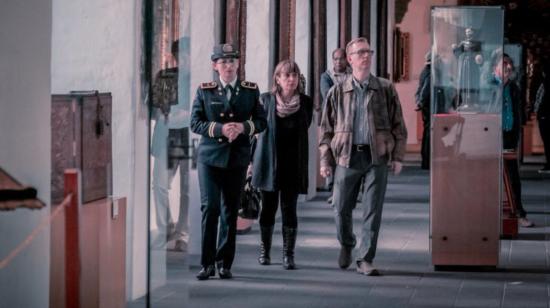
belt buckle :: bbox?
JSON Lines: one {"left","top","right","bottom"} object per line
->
{"left": 356, "top": 144, "right": 366, "bottom": 152}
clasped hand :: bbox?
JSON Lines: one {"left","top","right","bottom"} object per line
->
{"left": 222, "top": 122, "right": 244, "bottom": 142}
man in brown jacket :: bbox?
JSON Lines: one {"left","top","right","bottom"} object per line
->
{"left": 319, "top": 37, "right": 407, "bottom": 276}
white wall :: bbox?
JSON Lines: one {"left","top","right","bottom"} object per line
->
{"left": 387, "top": 0, "right": 395, "bottom": 81}
{"left": 295, "top": 0, "right": 310, "bottom": 84}
{"left": 351, "top": 0, "right": 359, "bottom": 39}
{"left": 0, "top": 1, "right": 52, "bottom": 307}
{"left": 188, "top": 0, "right": 217, "bottom": 258}
{"left": 326, "top": 0, "right": 339, "bottom": 66}
{"left": 246, "top": 0, "right": 273, "bottom": 93}
{"left": 51, "top": 0, "right": 147, "bottom": 299}
{"left": 130, "top": 2, "right": 149, "bottom": 300}
{"left": 294, "top": 0, "right": 318, "bottom": 200}
{"left": 370, "top": 0, "right": 378, "bottom": 75}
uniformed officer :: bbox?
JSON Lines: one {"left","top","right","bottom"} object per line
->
{"left": 191, "top": 43, "right": 267, "bottom": 280}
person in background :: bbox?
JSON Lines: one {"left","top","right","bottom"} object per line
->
{"left": 492, "top": 53, "right": 534, "bottom": 228}
{"left": 320, "top": 48, "right": 351, "bottom": 201}
{"left": 534, "top": 62, "right": 550, "bottom": 174}
{"left": 320, "top": 48, "right": 351, "bottom": 109}
{"left": 415, "top": 51, "right": 432, "bottom": 170}
{"left": 251, "top": 60, "right": 313, "bottom": 270}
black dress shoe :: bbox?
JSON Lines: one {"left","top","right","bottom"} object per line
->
{"left": 218, "top": 267, "right": 233, "bottom": 279}
{"left": 338, "top": 246, "right": 353, "bottom": 269}
{"left": 196, "top": 265, "right": 215, "bottom": 280}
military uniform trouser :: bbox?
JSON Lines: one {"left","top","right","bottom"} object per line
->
{"left": 332, "top": 146, "right": 388, "bottom": 263}
{"left": 198, "top": 162, "right": 247, "bottom": 269}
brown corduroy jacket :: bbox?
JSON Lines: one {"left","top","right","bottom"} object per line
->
{"left": 319, "top": 74, "right": 407, "bottom": 168}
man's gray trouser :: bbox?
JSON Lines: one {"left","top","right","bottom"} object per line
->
{"left": 332, "top": 148, "right": 388, "bottom": 263}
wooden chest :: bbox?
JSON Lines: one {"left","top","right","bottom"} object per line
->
{"left": 51, "top": 92, "right": 112, "bottom": 204}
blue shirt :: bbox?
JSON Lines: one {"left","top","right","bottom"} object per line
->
{"left": 352, "top": 77, "right": 371, "bottom": 145}
{"left": 502, "top": 83, "right": 513, "bottom": 132}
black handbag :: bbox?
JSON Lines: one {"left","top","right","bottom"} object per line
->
{"left": 238, "top": 177, "right": 261, "bottom": 219}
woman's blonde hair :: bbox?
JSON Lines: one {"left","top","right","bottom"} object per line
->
{"left": 271, "top": 59, "right": 304, "bottom": 95}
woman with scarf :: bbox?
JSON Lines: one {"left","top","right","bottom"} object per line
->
{"left": 251, "top": 60, "right": 313, "bottom": 269}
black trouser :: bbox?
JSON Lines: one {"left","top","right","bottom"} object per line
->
{"left": 538, "top": 115, "right": 550, "bottom": 168}
{"left": 503, "top": 131, "right": 526, "bottom": 218}
{"left": 198, "top": 163, "right": 247, "bottom": 269}
{"left": 504, "top": 158, "right": 526, "bottom": 218}
{"left": 259, "top": 190, "right": 299, "bottom": 228}
{"left": 420, "top": 104, "right": 430, "bottom": 169}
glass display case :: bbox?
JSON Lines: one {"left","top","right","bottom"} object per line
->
{"left": 147, "top": 1, "right": 194, "bottom": 304}
{"left": 430, "top": 6, "right": 504, "bottom": 267}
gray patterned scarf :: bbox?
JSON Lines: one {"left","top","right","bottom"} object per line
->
{"left": 275, "top": 93, "right": 300, "bottom": 118}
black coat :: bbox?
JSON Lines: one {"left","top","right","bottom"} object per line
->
{"left": 251, "top": 93, "right": 313, "bottom": 193}
{"left": 504, "top": 81, "right": 524, "bottom": 149}
{"left": 492, "top": 80, "right": 524, "bottom": 149}
{"left": 415, "top": 63, "right": 431, "bottom": 108}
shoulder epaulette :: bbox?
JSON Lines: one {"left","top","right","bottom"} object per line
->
{"left": 200, "top": 81, "right": 217, "bottom": 89}
{"left": 241, "top": 81, "right": 258, "bottom": 89}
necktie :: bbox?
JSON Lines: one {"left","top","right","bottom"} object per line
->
{"left": 225, "top": 84, "right": 233, "bottom": 100}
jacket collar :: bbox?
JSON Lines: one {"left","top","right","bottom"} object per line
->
{"left": 326, "top": 67, "right": 351, "bottom": 83}
{"left": 219, "top": 77, "right": 238, "bottom": 89}
{"left": 216, "top": 77, "right": 239, "bottom": 89}
{"left": 343, "top": 74, "right": 379, "bottom": 92}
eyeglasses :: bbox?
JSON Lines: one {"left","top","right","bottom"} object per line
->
{"left": 216, "top": 58, "right": 237, "bottom": 65}
{"left": 349, "top": 49, "right": 375, "bottom": 57}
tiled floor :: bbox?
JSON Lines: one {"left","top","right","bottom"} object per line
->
{"left": 133, "top": 158, "right": 550, "bottom": 308}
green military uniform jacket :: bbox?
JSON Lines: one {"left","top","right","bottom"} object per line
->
{"left": 190, "top": 79, "right": 267, "bottom": 168}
